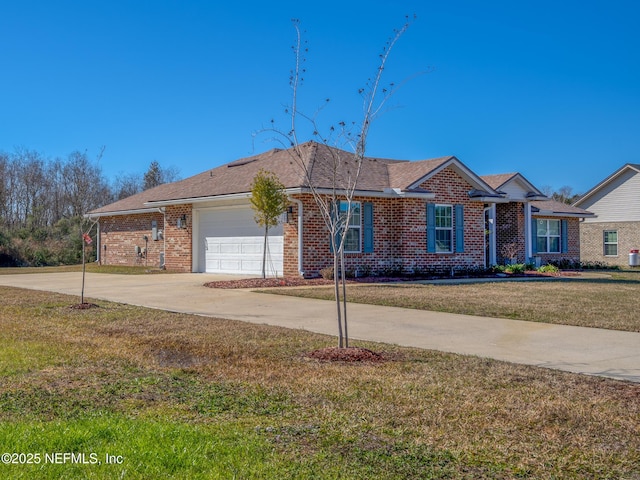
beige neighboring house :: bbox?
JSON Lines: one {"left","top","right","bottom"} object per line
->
{"left": 573, "top": 163, "right": 640, "bottom": 267}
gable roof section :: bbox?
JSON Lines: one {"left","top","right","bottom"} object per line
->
{"left": 481, "top": 172, "right": 546, "bottom": 200}
{"left": 573, "top": 163, "right": 640, "bottom": 208}
{"left": 389, "top": 156, "right": 504, "bottom": 200}
{"left": 530, "top": 199, "right": 594, "bottom": 218}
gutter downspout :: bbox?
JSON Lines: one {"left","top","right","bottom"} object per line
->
{"left": 95, "top": 218, "right": 101, "bottom": 264}
{"left": 290, "top": 198, "right": 304, "bottom": 277}
{"left": 158, "top": 207, "right": 166, "bottom": 269}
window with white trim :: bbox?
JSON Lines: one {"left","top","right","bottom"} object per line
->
{"left": 435, "top": 205, "right": 453, "bottom": 253}
{"left": 603, "top": 230, "right": 618, "bottom": 256}
{"left": 536, "top": 219, "right": 561, "bottom": 253}
{"left": 338, "top": 201, "right": 361, "bottom": 253}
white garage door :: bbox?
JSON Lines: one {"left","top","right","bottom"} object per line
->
{"left": 198, "top": 207, "right": 283, "bottom": 276}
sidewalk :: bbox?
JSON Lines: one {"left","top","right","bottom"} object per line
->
{"left": 1, "top": 272, "right": 639, "bottom": 383}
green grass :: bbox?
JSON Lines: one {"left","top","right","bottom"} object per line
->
{"left": 0, "top": 264, "right": 169, "bottom": 275}
{"left": 1, "top": 286, "right": 639, "bottom": 478}
{"left": 263, "top": 270, "right": 640, "bottom": 332}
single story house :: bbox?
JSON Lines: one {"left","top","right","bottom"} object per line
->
{"left": 88, "top": 141, "right": 592, "bottom": 276}
{"left": 573, "top": 163, "right": 640, "bottom": 267}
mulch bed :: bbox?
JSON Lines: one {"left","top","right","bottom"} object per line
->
{"left": 69, "top": 302, "right": 100, "bottom": 310}
{"left": 204, "top": 277, "right": 336, "bottom": 289}
{"left": 305, "top": 347, "right": 386, "bottom": 363}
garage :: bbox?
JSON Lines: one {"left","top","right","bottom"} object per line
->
{"left": 196, "top": 206, "right": 283, "bottom": 276}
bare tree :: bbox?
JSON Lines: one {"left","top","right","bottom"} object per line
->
{"left": 262, "top": 17, "right": 417, "bottom": 348}
{"left": 62, "top": 149, "right": 110, "bottom": 218}
{"left": 113, "top": 172, "right": 143, "bottom": 200}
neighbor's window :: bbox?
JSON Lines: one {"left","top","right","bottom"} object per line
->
{"left": 435, "top": 205, "right": 453, "bottom": 253}
{"left": 536, "top": 219, "right": 561, "bottom": 253}
{"left": 604, "top": 230, "right": 618, "bottom": 256}
{"left": 338, "top": 201, "right": 361, "bottom": 253}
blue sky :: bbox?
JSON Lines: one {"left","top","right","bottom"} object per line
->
{"left": 1, "top": 0, "right": 638, "bottom": 194}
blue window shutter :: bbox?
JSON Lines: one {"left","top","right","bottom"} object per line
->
{"left": 561, "top": 219, "right": 568, "bottom": 253}
{"left": 531, "top": 218, "right": 538, "bottom": 254}
{"left": 426, "top": 203, "right": 436, "bottom": 253}
{"left": 363, "top": 202, "right": 374, "bottom": 253}
{"left": 455, "top": 204, "right": 464, "bottom": 253}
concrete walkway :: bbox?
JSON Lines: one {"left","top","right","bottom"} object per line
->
{"left": 1, "top": 272, "right": 639, "bottom": 383}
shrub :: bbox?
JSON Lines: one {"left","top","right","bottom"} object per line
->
{"left": 319, "top": 267, "right": 334, "bottom": 280}
{"left": 504, "top": 263, "right": 525, "bottom": 274}
{"left": 538, "top": 264, "right": 560, "bottom": 273}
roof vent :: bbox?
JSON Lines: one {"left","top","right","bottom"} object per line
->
{"left": 227, "top": 157, "right": 258, "bottom": 168}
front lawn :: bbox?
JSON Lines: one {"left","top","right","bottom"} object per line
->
{"left": 1, "top": 286, "right": 639, "bottom": 478}
{"left": 262, "top": 271, "right": 640, "bottom": 332}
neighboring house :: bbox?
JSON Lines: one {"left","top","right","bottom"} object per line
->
{"left": 573, "top": 163, "right": 640, "bottom": 267}
{"left": 481, "top": 173, "right": 593, "bottom": 265}
{"left": 88, "top": 141, "right": 590, "bottom": 277}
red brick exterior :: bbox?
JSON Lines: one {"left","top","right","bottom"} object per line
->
{"left": 99, "top": 212, "right": 165, "bottom": 268}
{"left": 496, "top": 202, "right": 526, "bottom": 264}
{"left": 285, "top": 167, "right": 486, "bottom": 277}
{"left": 163, "top": 204, "right": 193, "bottom": 272}
{"left": 98, "top": 204, "right": 193, "bottom": 273}
{"left": 533, "top": 216, "right": 581, "bottom": 265}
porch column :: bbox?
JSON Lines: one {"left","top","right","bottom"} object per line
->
{"left": 524, "top": 202, "right": 532, "bottom": 261}
{"left": 484, "top": 204, "right": 497, "bottom": 266}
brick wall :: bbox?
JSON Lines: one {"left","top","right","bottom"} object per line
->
{"left": 288, "top": 167, "right": 486, "bottom": 277}
{"left": 99, "top": 212, "right": 165, "bottom": 268}
{"left": 580, "top": 221, "right": 640, "bottom": 267}
{"left": 163, "top": 204, "right": 193, "bottom": 272}
{"left": 496, "top": 202, "right": 526, "bottom": 264}
{"left": 98, "top": 204, "right": 193, "bottom": 272}
{"left": 533, "top": 216, "right": 581, "bottom": 265}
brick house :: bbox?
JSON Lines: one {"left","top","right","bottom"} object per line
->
{"left": 573, "top": 163, "right": 640, "bottom": 267}
{"left": 88, "top": 142, "right": 591, "bottom": 276}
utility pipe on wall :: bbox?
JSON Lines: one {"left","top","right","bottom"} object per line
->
{"left": 290, "top": 198, "right": 304, "bottom": 277}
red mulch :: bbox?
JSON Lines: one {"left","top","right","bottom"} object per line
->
{"left": 69, "top": 302, "right": 99, "bottom": 310}
{"left": 204, "top": 277, "right": 336, "bottom": 289}
{"left": 305, "top": 347, "right": 386, "bottom": 363}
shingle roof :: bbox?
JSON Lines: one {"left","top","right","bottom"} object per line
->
{"left": 530, "top": 199, "right": 593, "bottom": 217}
{"left": 386, "top": 156, "right": 454, "bottom": 190}
{"left": 481, "top": 173, "right": 518, "bottom": 190}
{"left": 89, "top": 142, "right": 494, "bottom": 215}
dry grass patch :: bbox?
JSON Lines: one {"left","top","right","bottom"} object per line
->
{"left": 264, "top": 272, "right": 640, "bottom": 331}
{"left": 1, "top": 286, "right": 640, "bottom": 478}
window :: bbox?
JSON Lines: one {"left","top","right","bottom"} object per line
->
{"left": 536, "top": 219, "right": 561, "bottom": 253}
{"left": 338, "top": 201, "right": 361, "bottom": 253}
{"left": 435, "top": 205, "right": 453, "bottom": 253}
{"left": 604, "top": 230, "right": 618, "bottom": 256}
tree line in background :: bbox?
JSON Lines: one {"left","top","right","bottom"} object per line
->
{"left": 0, "top": 148, "right": 179, "bottom": 267}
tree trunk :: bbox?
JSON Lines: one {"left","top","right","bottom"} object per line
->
{"left": 81, "top": 238, "right": 86, "bottom": 305}
{"left": 333, "top": 247, "right": 343, "bottom": 348}
{"left": 262, "top": 226, "right": 269, "bottom": 279}
{"left": 340, "top": 246, "right": 348, "bottom": 348}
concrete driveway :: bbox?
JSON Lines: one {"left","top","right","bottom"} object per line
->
{"left": 1, "top": 272, "right": 639, "bottom": 383}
